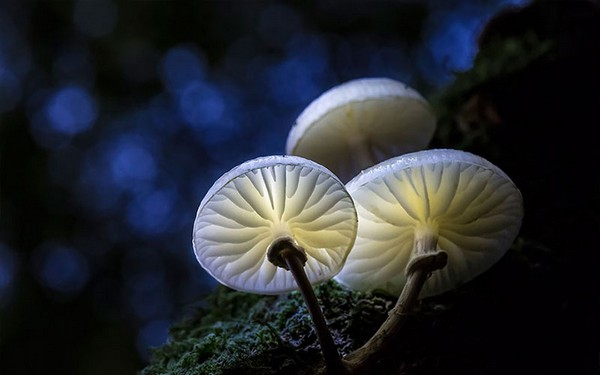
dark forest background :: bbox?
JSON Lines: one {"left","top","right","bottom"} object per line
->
{"left": 1, "top": 1, "right": 598, "bottom": 374}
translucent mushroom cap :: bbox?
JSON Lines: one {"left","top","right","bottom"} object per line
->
{"left": 286, "top": 77, "right": 436, "bottom": 183}
{"left": 193, "top": 155, "right": 358, "bottom": 294}
{"left": 335, "top": 149, "right": 523, "bottom": 298}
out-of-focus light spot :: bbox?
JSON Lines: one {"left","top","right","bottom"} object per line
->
{"left": 0, "top": 68, "right": 22, "bottom": 113}
{"left": 267, "top": 57, "right": 319, "bottom": 106}
{"left": 73, "top": 0, "right": 118, "bottom": 38}
{"left": 428, "top": 17, "right": 482, "bottom": 72}
{"left": 176, "top": 81, "right": 243, "bottom": 147}
{"left": 136, "top": 319, "right": 171, "bottom": 361}
{"left": 29, "top": 109, "right": 75, "bottom": 150}
{"left": 0, "top": 244, "right": 18, "bottom": 308}
{"left": 285, "top": 34, "right": 329, "bottom": 74}
{"left": 33, "top": 242, "right": 90, "bottom": 296}
{"left": 45, "top": 86, "right": 98, "bottom": 135}
{"left": 108, "top": 134, "right": 158, "bottom": 190}
{"left": 160, "top": 46, "right": 206, "bottom": 93}
{"left": 267, "top": 34, "right": 332, "bottom": 107}
{"left": 73, "top": 130, "right": 161, "bottom": 217}
{"left": 126, "top": 188, "right": 179, "bottom": 236}
{"left": 419, "top": 4, "right": 491, "bottom": 86}
{"left": 76, "top": 152, "right": 123, "bottom": 216}
{"left": 178, "top": 81, "right": 225, "bottom": 128}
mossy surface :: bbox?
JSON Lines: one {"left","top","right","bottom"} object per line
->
{"left": 141, "top": 280, "right": 395, "bottom": 375}
{"left": 141, "top": 240, "right": 559, "bottom": 375}
{"left": 141, "top": 234, "right": 555, "bottom": 374}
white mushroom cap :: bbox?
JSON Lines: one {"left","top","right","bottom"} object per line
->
{"left": 335, "top": 149, "right": 523, "bottom": 298}
{"left": 286, "top": 77, "right": 437, "bottom": 182}
{"left": 193, "top": 155, "right": 358, "bottom": 294}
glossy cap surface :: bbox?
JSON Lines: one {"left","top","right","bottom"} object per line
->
{"left": 286, "top": 78, "right": 436, "bottom": 182}
{"left": 335, "top": 149, "right": 523, "bottom": 298}
{"left": 193, "top": 155, "right": 358, "bottom": 294}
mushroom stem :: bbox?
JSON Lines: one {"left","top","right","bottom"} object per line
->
{"left": 342, "top": 231, "right": 447, "bottom": 372}
{"left": 348, "top": 134, "right": 378, "bottom": 173}
{"left": 279, "top": 246, "right": 349, "bottom": 375}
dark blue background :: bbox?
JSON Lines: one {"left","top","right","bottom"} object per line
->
{"left": 0, "top": 0, "right": 529, "bottom": 373}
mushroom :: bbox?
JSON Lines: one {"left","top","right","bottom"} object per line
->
{"left": 192, "top": 155, "right": 357, "bottom": 374}
{"left": 286, "top": 77, "right": 437, "bottom": 183}
{"left": 335, "top": 149, "right": 523, "bottom": 369}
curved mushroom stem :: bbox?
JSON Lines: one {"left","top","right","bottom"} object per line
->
{"left": 342, "top": 230, "right": 447, "bottom": 373}
{"left": 269, "top": 238, "right": 349, "bottom": 375}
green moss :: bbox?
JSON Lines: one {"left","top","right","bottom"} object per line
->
{"left": 142, "top": 281, "right": 394, "bottom": 375}
{"left": 142, "top": 238, "right": 553, "bottom": 375}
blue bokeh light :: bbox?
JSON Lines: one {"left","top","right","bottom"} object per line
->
{"left": 45, "top": 85, "right": 98, "bottom": 135}
{"left": 136, "top": 319, "right": 171, "bottom": 361}
{"left": 428, "top": 12, "right": 482, "bottom": 73}
{"left": 268, "top": 56, "right": 320, "bottom": 107}
{"left": 108, "top": 134, "right": 158, "bottom": 191}
{"left": 178, "top": 81, "right": 226, "bottom": 128}
{"left": 73, "top": 130, "right": 163, "bottom": 217}
{"left": 33, "top": 242, "right": 90, "bottom": 296}
{"left": 125, "top": 187, "right": 182, "bottom": 236}
{"left": 76, "top": 151, "right": 124, "bottom": 216}
{"left": 418, "top": 0, "right": 533, "bottom": 86}
{"left": 267, "top": 33, "right": 331, "bottom": 107}
{"left": 418, "top": 6, "right": 485, "bottom": 85}
{"left": 160, "top": 45, "right": 207, "bottom": 93}
{"left": 0, "top": 244, "right": 18, "bottom": 308}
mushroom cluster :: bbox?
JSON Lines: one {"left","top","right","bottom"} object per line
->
{"left": 192, "top": 77, "right": 523, "bottom": 374}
